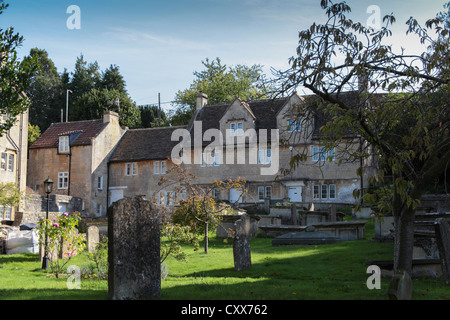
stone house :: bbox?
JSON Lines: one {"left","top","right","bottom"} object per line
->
{"left": 107, "top": 92, "right": 376, "bottom": 208}
{"left": 0, "top": 103, "right": 29, "bottom": 221}
{"left": 27, "top": 111, "right": 125, "bottom": 217}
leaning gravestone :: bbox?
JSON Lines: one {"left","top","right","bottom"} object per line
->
{"left": 108, "top": 196, "right": 161, "bottom": 299}
{"left": 233, "top": 214, "right": 252, "bottom": 271}
{"left": 388, "top": 270, "right": 413, "bottom": 300}
{"left": 435, "top": 218, "right": 450, "bottom": 285}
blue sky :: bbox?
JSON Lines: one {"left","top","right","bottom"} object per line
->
{"left": 1, "top": 0, "right": 447, "bottom": 111}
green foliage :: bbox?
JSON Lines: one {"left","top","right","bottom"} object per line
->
{"left": 27, "top": 123, "right": 40, "bottom": 145}
{"left": 170, "top": 57, "right": 271, "bottom": 125}
{"left": 138, "top": 104, "right": 169, "bottom": 128}
{"left": 0, "top": 182, "right": 23, "bottom": 209}
{"left": 0, "top": 2, "right": 39, "bottom": 136}
{"left": 37, "top": 212, "right": 85, "bottom": 278}
{"left": 160, "top": 223, "right": 200, "bottom": 264}
{"left": 83, "top": 236, "right": 108, "bottom": 280}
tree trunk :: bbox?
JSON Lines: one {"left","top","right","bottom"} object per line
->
{"left": 392, "top": 208, "right": 415, "bottom": 275}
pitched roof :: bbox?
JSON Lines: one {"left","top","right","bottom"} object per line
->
{"left": 109, "top": 126, "right": 188, "bottom": 163}
{"left": 30, "top": 119, "right": 107, "bottom": 149}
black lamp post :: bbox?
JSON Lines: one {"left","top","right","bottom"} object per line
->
{"left": 42, "top": 177, "right": 54, "bottom": 269}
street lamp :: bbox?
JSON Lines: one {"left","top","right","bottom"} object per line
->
{"left": 42, "top": 177, "right": 54, "bottom": 269}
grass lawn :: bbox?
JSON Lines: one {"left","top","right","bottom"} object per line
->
{"left": 0, "top": 220, "right": 448, "bottom": 300}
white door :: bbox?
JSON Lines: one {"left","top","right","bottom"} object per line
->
{"left": 229, "top": 188, "right": 243, "bottom": 204}
{"left": 288, "top": 187, "right": 302, "bottom": 202}
{"left": 109, "top": 189, "right": 124, "bottom": 206}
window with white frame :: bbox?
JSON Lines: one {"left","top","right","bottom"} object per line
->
{"left": 258, "top": 186, "right": 265, "bottom": 201}
{"left": 154, "top": 160, "right": 166, "bottom": 174}
{"left": 58, "top": 136, "right": 70, "bottom": 153}
{"left": 58, "top": 172, "right": 69, "bottom": 189}
{"left": 1, "top": 114, "right": 7, "bottom": 123}
{"left": 258, "top": 149, "right": 271, "bottom": 165}
{"left": 200, "top": 150, "right": 220, "bottom": 167}
{"left": 7, "top": 154, "right": 14, "bottom": 172}
{"left": 154, "top": 161, "right": 160, "bottom": 174}
{"left": 0, "top": 206, "right": 11, "bottom": 220}
{"left": 288, "top": 119, "right": 301, "bottom": 132}
{"left": 313, "top": 184, "right": 337, "bottom": 200}
{"left": 312, "top": 147, "right": 335, "bottom": 162}
{"left": 97, "top": 204, "right": 102, "bottom": 216}
{"left": 1, "top": 153, "right": 6, "bottom": 170}
{"left": 97, "top": 176, "right": 103, "bottom": 190}
{"left": 229, "top": 121, "right": 244, "bottom": 136}
{"left": 161, "top": 160, "right": 166, "bottom": 174}
{"left": 126, "top": 163, "right": 137, "bottom": 176}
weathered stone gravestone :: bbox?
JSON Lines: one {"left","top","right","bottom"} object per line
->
{"left": 108, "top": 196, "right": 161, "bottom": 299}
{"left": 86, "top": 225, "right": 99, "bottom": 252}
{"left": 388, "top": 270, "right": 413, "bottom": 300}
{"left": 435, "top": 218, "right": 450, "bottom": 285}
{"left": 329, "top": 204, "right": 336, "bottom": 222}
{"left": 290, "top": 203, "right": 298, "bottom": 225}
{"left": 233, "top": 214, "right": 252, "bottom": 271}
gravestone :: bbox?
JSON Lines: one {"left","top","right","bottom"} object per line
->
{"left": 290, "top": 203, "right": 298, "bottom": 225}
{"left": 388, "top": 270, "right": 413, "bottom": 300}
{"left": 86, "top": 225, "right": 99, "bottom": 252}
{"left": 108, "top": 196, "right": 161, "bottom": 299}
{"left": 329, "top": 205, "right": 336, "bottom": 222}
{"left": 272, "top": 232, "right": 340, "bottom": 246}
{"left": 434, "top": 218, "right": 450, "bottom": 285}
{"left": 233, "top": 214, "right": 252, "bottom": 271}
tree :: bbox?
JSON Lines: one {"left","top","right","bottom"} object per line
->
{"left": 0, "top": 182, "right": 23, "bottom": 211}
{"left": 0, "top": 1, "right": 38, "bottom": 136}
{"left": 272, "top": 0, "right": 449, "bottom": 297}
{"left": 99, "top": 64, "right": 127, "bottom": 93}
{"left": 23, "top": 48, "right": 65, "bottom": 132}
{"left": 170, "top": 57, "right": 271, "bottom": 125}
{"left": 72, "top": 88, "right": 141, "bottom": 129}
{"left": 138, "top": 104, "right": 168, "bottom": 128}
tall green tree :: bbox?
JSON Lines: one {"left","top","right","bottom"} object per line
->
{"left": 170, "top": 57, "right": 271, "bottom": 125}
{"left": 138, "top": 104, "right": 168, "bottom": 128}
{"left": 99, "top": 64, "right": 127, "bottom": 93}
{"left": 0, "top": 1, "right": 38, "bottom": 136}
{"left": 273, "top": 0, "right": 449, "bottom": 298}
{"left": 23, "top": 48, "right": 65, "bottom": 131}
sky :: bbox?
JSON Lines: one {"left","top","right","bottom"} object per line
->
{"left": 1, "top": 0, "right": 447, "bottom": 112}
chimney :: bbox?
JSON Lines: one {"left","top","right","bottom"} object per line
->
{"left": 196, "top": 92, "right": 208, "bottom": 110}
{"left": 103, "top": 110, "right": 119, "bottom": 124}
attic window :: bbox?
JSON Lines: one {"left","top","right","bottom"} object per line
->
{"left": 59, "top": 136, "right": 70, "bottom": 153}
{"left": 230, "top": 121, "right": 243, "bottom": 136}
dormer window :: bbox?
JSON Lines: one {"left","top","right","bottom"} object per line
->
{"left": 59, "top": 136, "right": 70, "bottom": 153}
{"left": 288, "top": 119, "right": 301, "bottom": 132}
{"left": 230, "top": 121, "right": 243, "bottom": 136}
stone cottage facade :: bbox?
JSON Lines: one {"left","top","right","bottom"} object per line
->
{"left": 107, "top": 92, "right": 376, "bottom": 208}
{"left": 0, "top": 105, "right": 29, "bottom": 221}
{"left": 27, "top": 111, "right": 125, "bottom": 217}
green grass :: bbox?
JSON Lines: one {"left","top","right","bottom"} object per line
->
{"left": 0, "top": 220, "right": 448, "bottom": 300}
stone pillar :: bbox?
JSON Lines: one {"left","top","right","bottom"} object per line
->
{"left": 108, "top": 196, "right": 161, "bottom": 299}
{"left": 264, "top": 198, "right": 270, "bottom": 214}
{"left": 290, "top": 203, "right": 298, "bottom": 225}
{"left": 435, "top": 218, "right": 450, "bottom": 285}
{"left": 233, "top": 214, "right": 252, "bottom": 271}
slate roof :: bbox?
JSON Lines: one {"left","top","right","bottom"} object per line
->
{"left": 29, "top": 119, "right": 107, "bottom": 149}
{"left": 109, "top": 126, "right": 188, "bottom": 163}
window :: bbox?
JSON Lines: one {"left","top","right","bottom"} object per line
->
{"left": 258, "top": 186, "right": 272, "bottom": 201}
{"left": 97, "top": 176, "right": 103, "bottom": 190}
{"left": 229, "top": 121, "right": 243, "bottom": 136}
{"left": 258, "top": 186, "right": 265, "bottom": 201}
{"left": 313, "top": 184, "right": 337, "bottom": 200}
{"left": 312, "top": 147, "right": 335, "bottom": 162}
{"left": 321, "top": 184, "right": 328, "bottom": 199}
{"left": 237, "top": 121, "right": 243, "bottom": 136}
{"left": 154, "top": 161, "right": 160, "bottom": 174}
{"left": 201, "top": 151, "right": 220, "bottom": 167}
{"left": 161, "top": 161, "right": 166, "bottom": 174}
{"left": 288, "top": 119, "right": 301, "bottom": 132}
{"left": 97, "top": 204, "right": 102, "bottom": 216}
{"left": 58, "top": 172, "right": 69, "bottom": 189}
{"left": 58, "top": 136, "right": 70, "bottom": 153}
{"left": 154, "top": 161, "right": 166, "bottom": 174}
{"left": 158, "top": 191, "right": 166, "bottom": 206}
{"left": 258, "top": 149, "right": 271, "bottom": 165}
{"left": 126, "top": 163, "right": 137, "bottom": 176}
{"left": 167, "top": 191, "right": 175, "bottom": 206}
{"left": 329, "top": 184, "right": 336, "bottom": 199}
{"left": 1, "top": 206, "right": 12, "bottom": 220}
{"left": 230, "top": 123, "right": 236, "bottom": 136}
{"left": 7, "top": 154, "right": 14, "bottom": 172}
{"left": 1, "top": 114, "right": 8, "bottom": 123}
{"left": 1, "top": 153, "right": 6, "bottom": 170}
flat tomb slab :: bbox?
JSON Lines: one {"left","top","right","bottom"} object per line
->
{"left": 259, "top": 225, "right": 307, "bottom": 238}
{"left": 272, "top": 232, "right": 341, "bottom": 246}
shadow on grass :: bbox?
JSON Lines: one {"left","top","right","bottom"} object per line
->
{"left": 0, "top": 253, "right": 40, "bottom": 264}
{"left": 0, "top": 288, "right": 108, "bottom": 300}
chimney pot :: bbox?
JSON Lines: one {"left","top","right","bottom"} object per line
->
{"left": 196, "top": 92, "right": 208, "bottom": 110}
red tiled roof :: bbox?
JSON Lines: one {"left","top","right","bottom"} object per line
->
{"left": 30, "top": 119, "right": 107, "bottom": 149}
